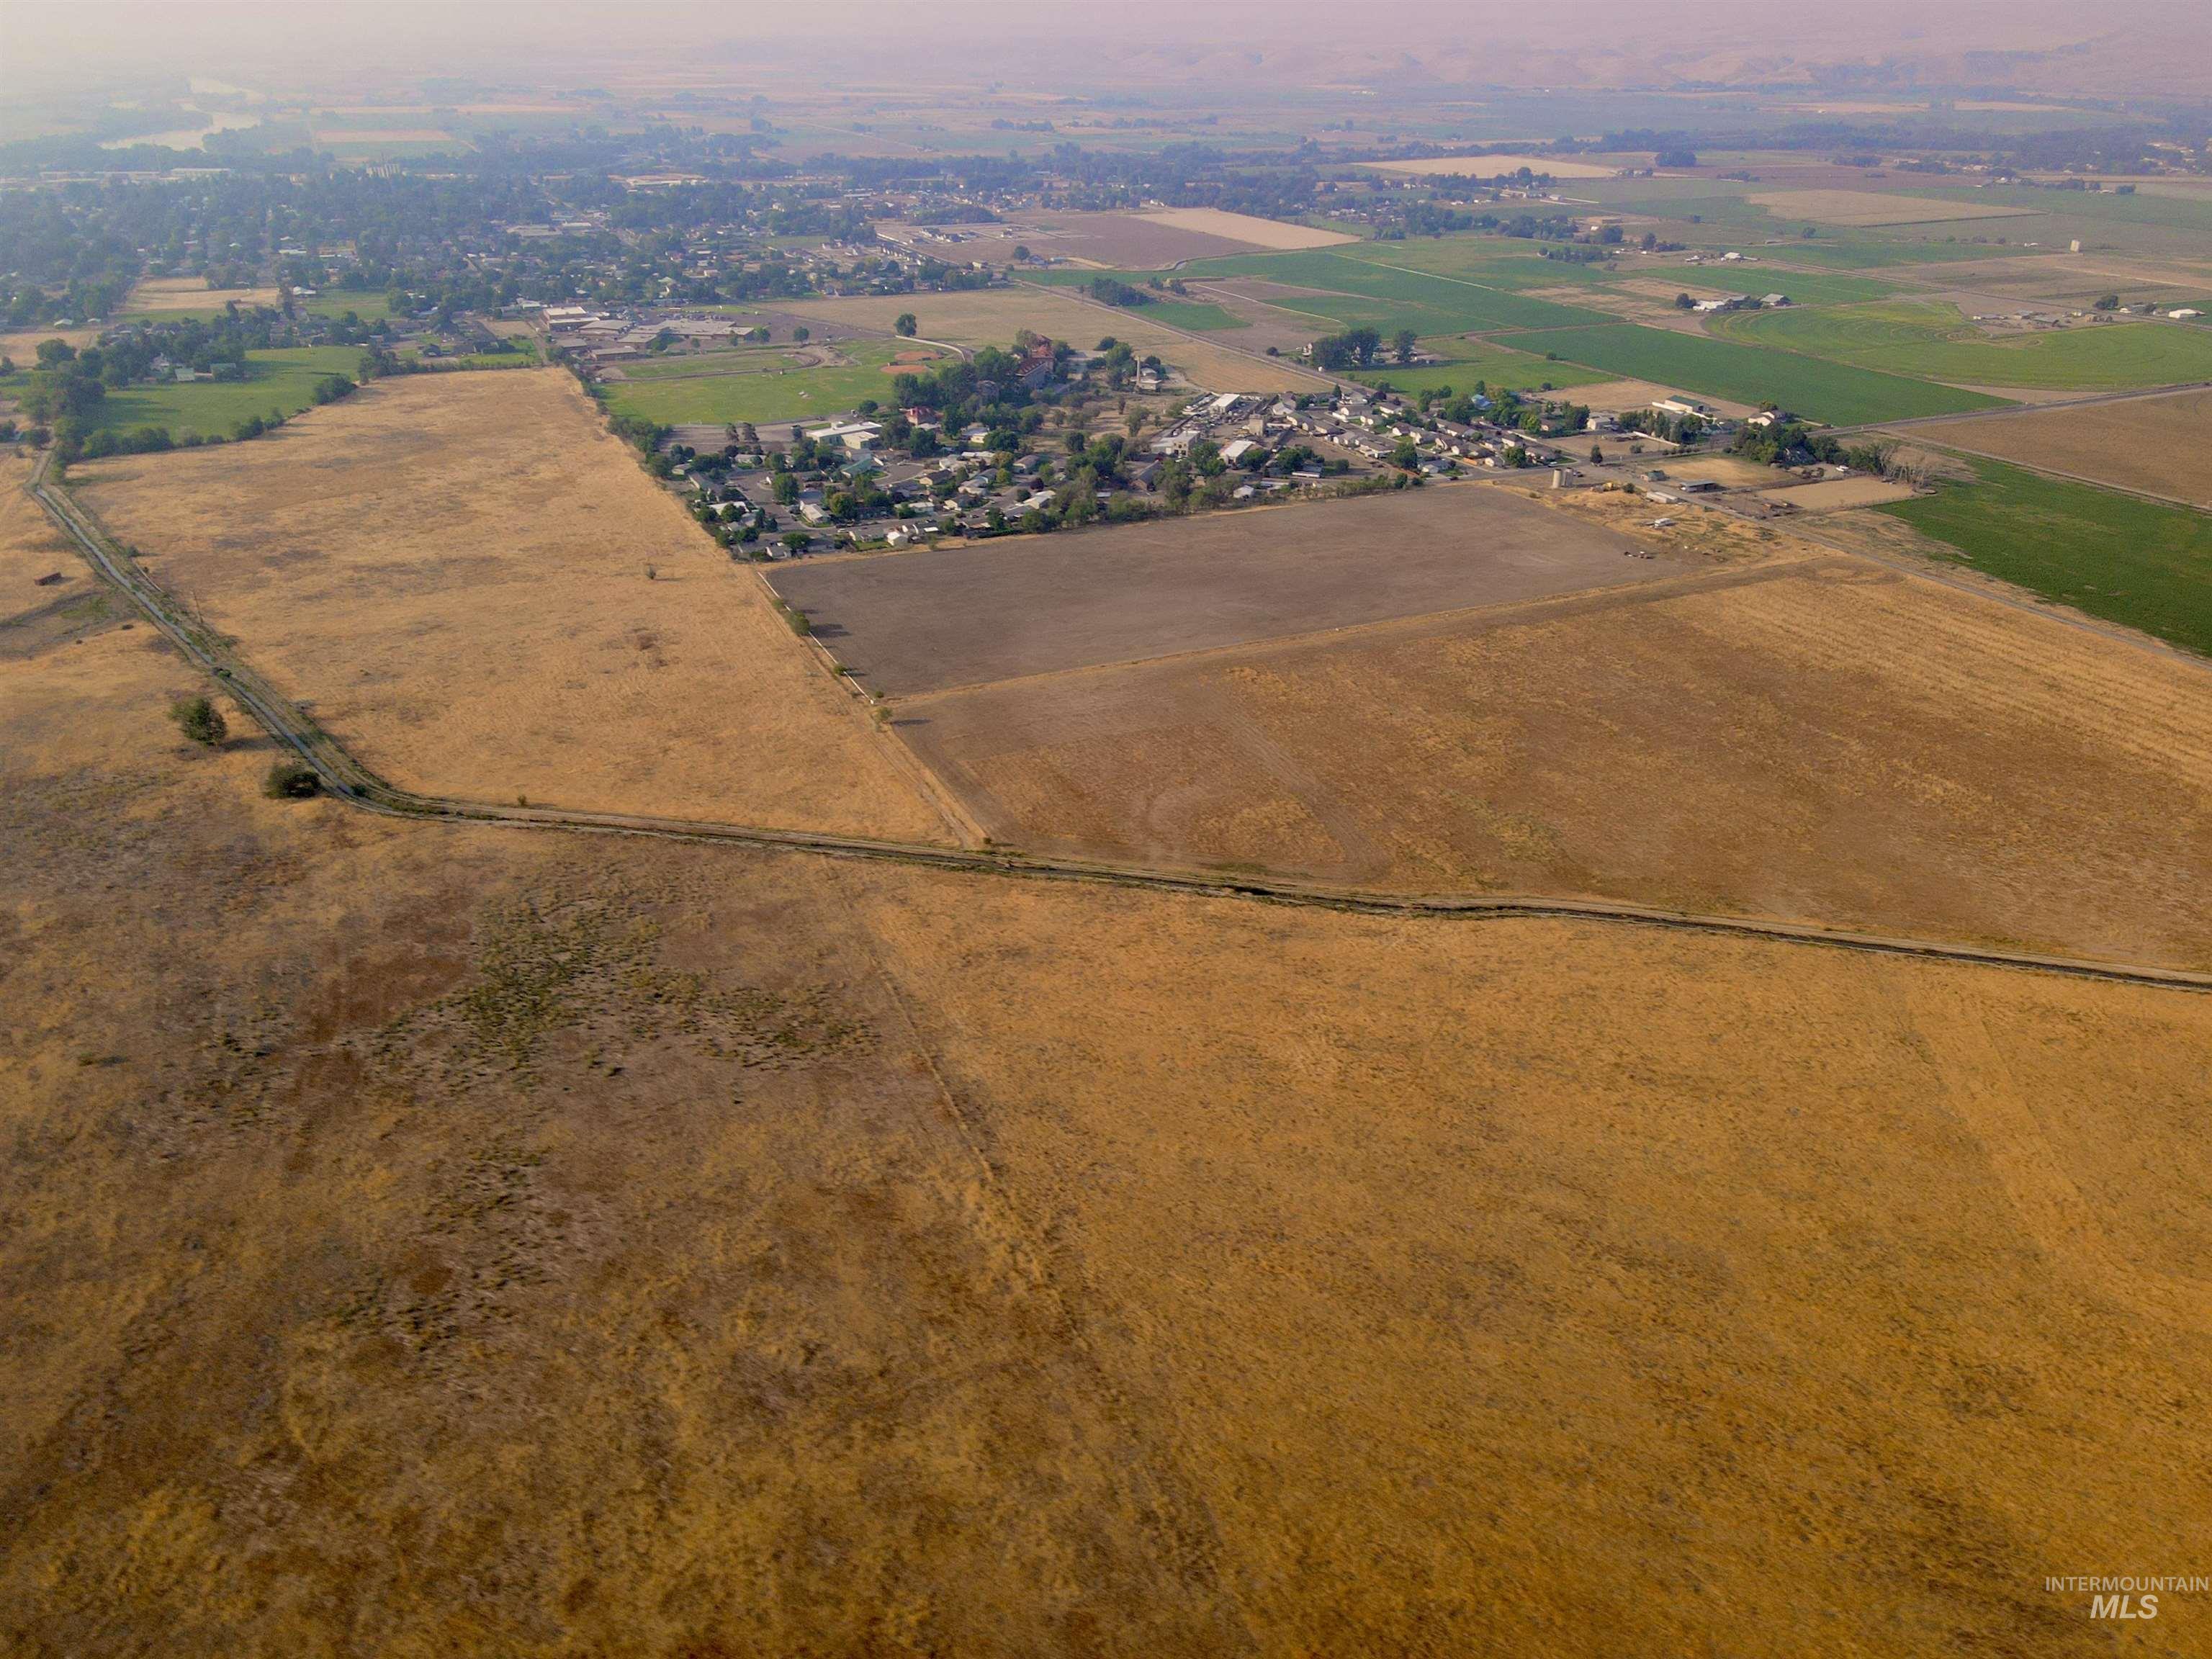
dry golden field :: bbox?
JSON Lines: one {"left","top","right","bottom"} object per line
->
{"left": 1755, "top": 475, "right": 1923, "bottom": 510}
{"left": 122, "top": 276, "right": 284, "bottom": 313}
{"left": 6, "top": 564, "right": 2211, "bottom": 1656}
{"left": 1745, "top": 189, "right": 2036, "bottom": 227}
{"left": 778, "top": 288, "right": 1325, "bottom": 393}
{"left": 896, "top": 491, "right": 2212, "bottom": 968}
{"left": 1662, "top": 454, "right": 1791, "bottom": 487}
{"left": 0, "top": 325, "right": 101, "bottom": 364}
{"left": 1912, "top": 390, "right": 2212, "bottom": 505}
{"left": 1134, "top": 207, "right": 1358, "bottom": 249}
{"left": 71, "top": 370, "right": 956, "bottom": 843}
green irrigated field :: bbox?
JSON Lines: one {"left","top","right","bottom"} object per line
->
{"left": 87, "top": 346, "right": 367, "bottom": 437}
{"left": 1488, "top": 323, "right": 2008, "bottom": 423}
{"left": 601, "top": 340, "right": 953, "bottom": 425}
{"left": 1879, "top": 456, "right": 2212, "bottom": 657}
{"left": 295, "top": 290, "right": 392, "bottom": 322}
{"left": 616, "top": 347, "right": 813, "bottom": 381}
{"left": 1174, "top": 249, "right": 1614, "bottom": 334}
{"left": 1331, "top": 238, "right": 1624, "bottom": 292}
{"left": 1348, "top": 338, "right": 1610, "bottom": 397}
{"left": 1712, "top": 238, "right": 2028, "bottom": 271}
{"left": 1719, "top": 302, "right": 2212, "bottom": 391}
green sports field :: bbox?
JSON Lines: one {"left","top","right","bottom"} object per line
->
{"left": 1879, "top": 456, "right": 2212, "bottom": 657}
{"left": 600, "top": 340, "right": 954, "bottom": 425}
{"left": 1488, "top": 323, "right": 2008, "bottom": 424}
{"left": 84, "top": 347, "right": 367, "bottom": 437}
{"left": 1717, "top": 302, "right": 2212, "bottom": 391}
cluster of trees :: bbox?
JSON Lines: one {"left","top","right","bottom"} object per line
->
{"left": 1086, "top": 276, "right": 1153, "bottom": 308}
{"left": 1310, "top": 328, "right": 1421, "bottom": 371}
{"left": 1731, "top": 420, "right": 1900, "bottom": 475}
{"left": 1617, "top": 406, "right": 1708, "bottom": 444}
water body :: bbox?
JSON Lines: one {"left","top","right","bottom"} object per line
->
{"left": 102, "top": 107, "right": 262, "bottom": 152}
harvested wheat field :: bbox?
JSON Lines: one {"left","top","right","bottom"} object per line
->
{"left": 779, "top": 289, "right": 1323, "bottom": 392}
{"left": 122, "top": 276, "right": 283, "bottom": 313}
{"left": 7, "top": 606, "right": 2211, "bottom": 1657}
{"left": 1661, "top": 454, "right": 1791, "bottom": 487}
{"left": 1134, "top": 207, "right": 1358, "bottom": 250}
{"left": 1746, "top": 189, "right": 2035, "bottom": 227}
{"left": 70, "top": 369, "right": 954, "bottom": 842}
{"left": 896, "top": 498, "right": 2212, "bottom": 967}
{"left": 0, "top": 325, "right": 102, "bottom": 362}
{"left": 1908, "top": 389, "right": 2212, "bottom": 505}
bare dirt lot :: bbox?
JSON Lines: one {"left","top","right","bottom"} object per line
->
{"left": 768, "top": 485, "right": 1676, "bottom": 696}
{"left": 895, "top": 503, "right": 2212, "bottom": 966}
{"left": 1755, "top": 475, "right": 1923, "bottom": 511}
{"left": 71, "top": 370, "right": 953, "bottom": 842}
{"left": 1910, "top": 388, "right": 2212, "bottom": 505}
{"left": 8, "top": 596, "right": 2210, "bottom": 1658}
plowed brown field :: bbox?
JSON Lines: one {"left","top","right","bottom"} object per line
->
{"left": 898, "top": 495, "right": 2212, "bottom": 966}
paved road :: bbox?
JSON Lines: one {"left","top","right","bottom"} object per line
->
{"left": 27, "top": 454, "right": 2212, "bottom": 994}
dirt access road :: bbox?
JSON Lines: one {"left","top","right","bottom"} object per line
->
{"left": 27, "top": 454, "right": 2212, "bottom": 994}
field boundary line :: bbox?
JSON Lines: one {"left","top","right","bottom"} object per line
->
{"left": 1730, "top": 496, "right": 2212, "bottom": 677}
{"left": 1826, "top": 378, "right": 2212, "bottom": 436}
{"left": 881, "top": 555, "right": 1830, "bottom": 709}
{"left": 27, "top": 457, "right": 2212, "bottom": 995}
{"left": 1884, "top": 436, "right": 2212, "bottom": 515}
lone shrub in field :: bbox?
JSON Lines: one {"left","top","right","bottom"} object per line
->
{"left": 171, "top": 695, "right": 228, "bottom": 747}
{"left": 263, "top": 760, "right": 320, "bottom": 799}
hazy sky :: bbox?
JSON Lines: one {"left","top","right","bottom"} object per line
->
{"left": 4, "top": 1, "right": 2205, "bottom": 107}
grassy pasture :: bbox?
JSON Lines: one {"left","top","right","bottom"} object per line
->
{"left": 1488, "top": 323, "right": 2007, "bottom": 423}
{"left": 1719, "top": 302, "right": 2212, "bottom": 390}
{"left": 84, "top": 346, "right": 366, "bottom": 437}
{"left": 601, "top": 340, "right": 953, "bottom": 425}
{"left": 1346, "top": 338, "right": 1610, "bottom": 397}
{"left": 1330, "top": 238, "right": 1624, "bottom": 292}
{"left": 1878, "top": 456, "right": 2212, "bottom": 657}
{"left": 293, "top": 289, "right": 392, "bottom": 321}
{"left": 615, "top": 347, "right": 812, "bottom": 381}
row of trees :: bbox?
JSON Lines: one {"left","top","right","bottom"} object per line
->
{"left": 1310, "top": 328, "right": 1421, "bottom": 371}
